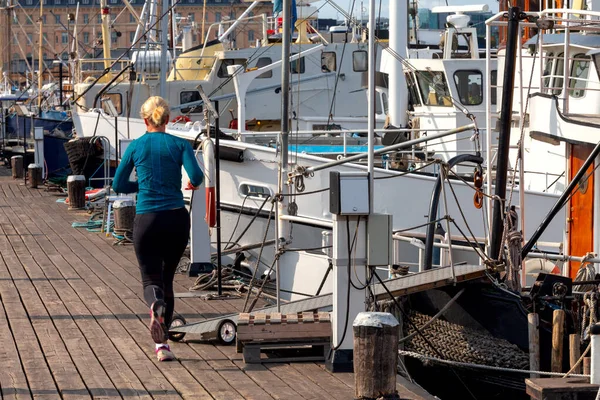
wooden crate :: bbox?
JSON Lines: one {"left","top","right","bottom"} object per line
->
{"left": 236, "top": 312, "right": 332, "bottom": 363}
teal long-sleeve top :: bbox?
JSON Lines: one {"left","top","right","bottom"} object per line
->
{"left": 112, "top": 131, "right": 204, "bottom": 214}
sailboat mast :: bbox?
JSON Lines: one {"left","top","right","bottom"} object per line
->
{"left": 159, "top": 0, "right": 168, "bottom": 97}
{"left": 37, "top": 0, "right": 44, "bottom": 109}
{"left": 100, "top": 0, "right": 113, "bottom": 80}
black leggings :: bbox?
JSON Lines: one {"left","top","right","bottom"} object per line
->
{"left": 133, "top": 207, "right": 190, "bottom": 327}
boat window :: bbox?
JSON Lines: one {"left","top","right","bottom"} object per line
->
{"left": 415, "top": 71, "right": 452, "bottom": 107}
{"left": 543, "top": 52, "right": 554, "bottom": 92}
{"left": 381, "top": 92, "right": 389, "bottom": 115}
{"left": 180, "top": 90, "right": 202, "bottom": 114}
{"left": 453, "top": 70, "right": 483, "bottom": 106}
{"left": 353, "top": 50, "right": 368, "bottom": 72}
{"left": 239, "top": 183, "right": 271, "bottom": 199}
{"left": 255, "top": 57, "right": 272, "bottom": 79}
{"left": 593, "top": 53, "right": 600, "bottom": 87}
{"left": 321, "top": 51, "right": 336, "bottom": 72}
{"left": 217, "top": 58, "right": 247, "bottom": 78}
{"left": 569, "top": 53, "right": 590, "bottom": 98}
{"left": 491, "top": 70, "right": 497, "bottom": 105}
{"left": 553, "top": 53, "right": 565, "bottom": 95}
{"left": 405, "top": 72, "right": 421, "bottom": 108}
{"left": 101, "top": 93, "right": 122, "bottom": 115}
{"left": 291, "top": 54, "right": 305, "bottom": 74}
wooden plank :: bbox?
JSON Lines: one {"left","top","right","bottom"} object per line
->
{"left": 237, "top": 322, "right": 331, "bottom": 341}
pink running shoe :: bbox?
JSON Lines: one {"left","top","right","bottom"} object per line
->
{"left": 149, "top": 300, "right": 168, "bottom": 344}
{"left": 155, "top": 345, "right": 176, "bottom": 362}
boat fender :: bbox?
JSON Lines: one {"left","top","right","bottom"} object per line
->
{"left": 202, "top": 139, "right": 217, "bottom": 227}
{"left": 524, "top": 259, "right": 561, "bottom": 276}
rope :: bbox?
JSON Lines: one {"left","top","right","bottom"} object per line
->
{"left": 502, "top": 207, "right": 522, "bottom": 292}
{"left": 404, "top": 312, "right": 529, "bottom": 369}
{"left": 575, "top": 253, "right": 598, "bottom": 292}
{"left": 563, "top": 342, "right": 591, "bottom": 378}
{"left": 398, "top": 350, "right": 589, "bottom": 378}
{"left": 581, "top": 292, "right": 599, "bottom": 341}
{"left": 398, "top": 288, "right": 465, "bottom": 344}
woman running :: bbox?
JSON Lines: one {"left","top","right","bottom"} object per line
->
{"left": 113, "top": 96, "right": 203, "bottom": 361}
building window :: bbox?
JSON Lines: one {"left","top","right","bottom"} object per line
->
{"left": 26, "top": 15, "right": 32, "bottom": 24}
{"left": 83, "top": 32, "right": 89, "bottom": 43}
{"left": 453, "top": 70, "right": 483, "bottom": 106}
{"left": 55, "top": 15, "right": 61, "bottom": 24}
{"left": 12, "top": 15, "right": 18, "bottom": 23}
{"left": 130, "top": 31, "right": 135, "bottom": 42}
{"left": 25, "top": 0, "right": 32, "bottom": 5}
{"left": 249, "top": 11, "right": 254, "bottom": 17}
{"left": 42, "top": 15, "right": 46, "bottom": 23}
{"left": 55, "top": 0, "right": 61, "bottom": 4}
{"left": 62, "top": 32, "right": 68, "bottom": 44}
{"left": 83, "top": 14, "right": 89, "bottom": 24}
{"left": 111, "top": 31, "right": 118, "bottom": 44}
{"left": 82, "top": 0, "right": 90, "bottom": 4}
{"left": 130, "top": 13, "right": 135, "bottom": 23}
{"left": 43, "top": 32, "right": 48, "bottom": 42}
{"left": 352, "top": 50, "right": 367, "bottom": 72}
{"left": 256, "top": 57, "right": 272, "bottom": 79}
{"left": 98, "top": 15, "right": 103, "bottom": 24}
{"left": 248, "top": 30, "right": 254, "bottom": 42}
{"left": 27, "top": 33, "right": 33, "bottom": 44}
{"left": 230, "top": 11, "right": 235, "bottom": 20}
{"left": 69, "top": 0, "right": 75, "bottom": 4}
{"left": 215, "top": 12, "right": 221, "bottom": 22}
{"left": 290, "top": 54, "right": 305, "bottom": 74}
{"left": 180, "top": 90, "right": 202, "bottom": 113}
{"left": 321, "top": 51, "right": 336, "bottom": 72}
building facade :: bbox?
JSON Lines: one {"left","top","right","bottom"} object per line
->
{"left": 1, "top": 0, "right": 271, "bottom": 83}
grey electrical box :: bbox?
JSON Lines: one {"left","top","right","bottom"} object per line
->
{"left": 367, "top": 214, "right": 393, "bottom": 266}
{"left": 330, "top": 171, "right": 370, "bottom": 215}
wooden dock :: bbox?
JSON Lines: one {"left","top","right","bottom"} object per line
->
{"left": 0, "top": 173, "right": 435, "bottom": 400}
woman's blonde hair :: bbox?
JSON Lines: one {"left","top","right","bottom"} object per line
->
{"left": 140, "top": 96, "right": 170, "bottom": 127}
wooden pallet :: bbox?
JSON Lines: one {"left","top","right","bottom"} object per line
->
{"left": 237, "top": 312, "right": 332, "bottom": 363}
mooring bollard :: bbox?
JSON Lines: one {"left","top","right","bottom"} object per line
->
{"left": 67, "top": 175, "right": 86, "bottom": 210}
{"left": 552, "top": 309, "right": 565, "bottom": 373}
{"left": 28, "top": 163, "right": 42, "bottom": 188}
{"left": 591, "top": 324, "right": 600, "bottom": 384}
{"left": 528, "top": 313, "right": 540, "bottom": 378}
{"left": 11, "top": 155, "right": 23, "bottom": 179}
{"left": 353, "top": 312, "right": 400, "bottom": 400}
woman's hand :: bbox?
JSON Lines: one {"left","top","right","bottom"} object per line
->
{"left": 185, "top": 181, "right": 199, "bottom": 190}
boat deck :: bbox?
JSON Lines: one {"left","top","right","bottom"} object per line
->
{"left": 0, "top": 171, "right": 433, "bottom": 400}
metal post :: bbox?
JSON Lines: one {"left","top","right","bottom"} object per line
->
{"left": 367, "top": 0, "right": 375, "bottom": 211}
{"left": 59, "top": 62, "right": 63, "bottom": 106}
{"left": 489, "top": 7, "right": 523, "bottom": 260}
{"left": 276, "top": 0, "right": 292, "bottom": 312}
{"left": 215, "top": 101, "right": 223, "bottom": 296}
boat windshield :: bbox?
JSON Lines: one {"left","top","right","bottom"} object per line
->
{"left": 415, "top": 71, "right": 452, "bottom": 107}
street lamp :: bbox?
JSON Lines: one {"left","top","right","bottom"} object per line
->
{"left": 52, "top": 59, "right": 64, "bottom": 107}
